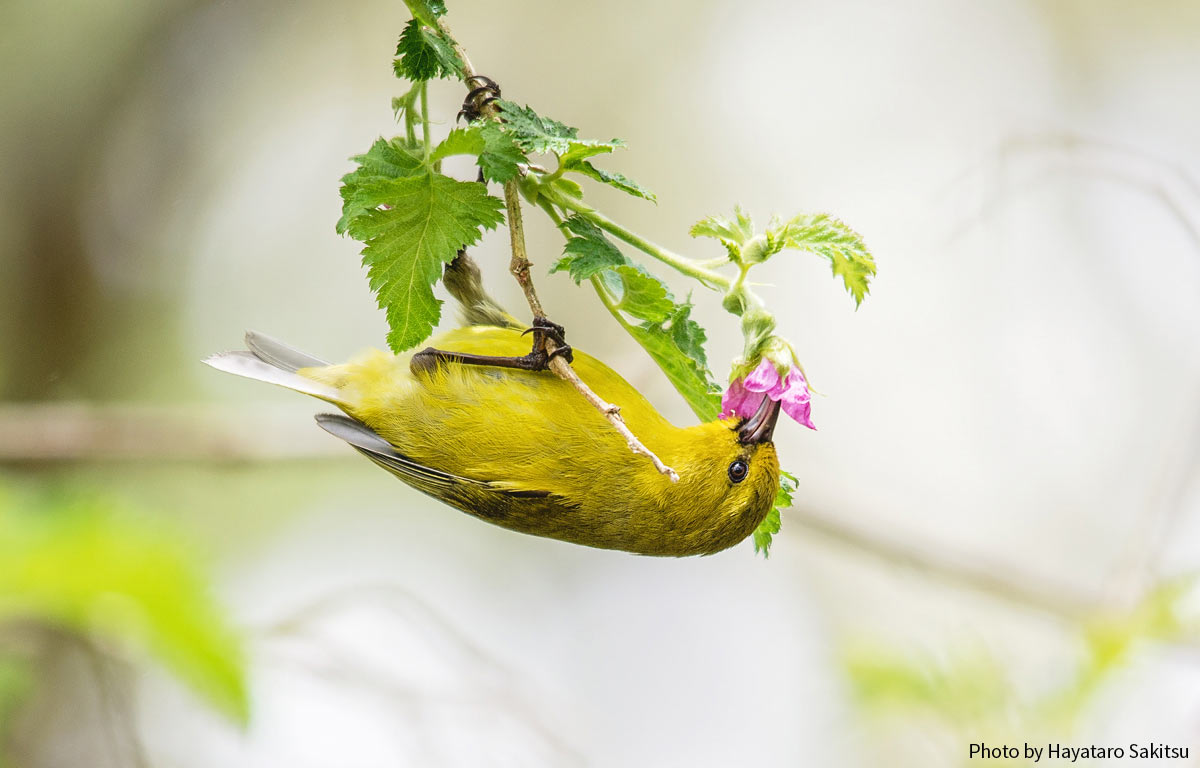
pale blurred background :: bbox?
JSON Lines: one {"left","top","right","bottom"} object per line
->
{"left": 2, "top": 0, "right": 1199, "bottom": 766}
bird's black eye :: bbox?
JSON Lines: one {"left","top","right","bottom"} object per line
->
{"left": 728, "top": 459, "right": 749, "bottom": 483}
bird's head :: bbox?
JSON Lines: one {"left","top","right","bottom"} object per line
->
{"left": 657, "top": 397, "right": 782, "bottom": 555}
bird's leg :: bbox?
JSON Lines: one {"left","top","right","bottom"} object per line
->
{"left": 410, "top": 317, "right": 574, "bottom": 376}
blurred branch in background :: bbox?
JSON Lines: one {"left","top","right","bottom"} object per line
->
{"left": 0, "top": 403, "right": 338, "bottom": 462}
{"left": 6, "top": 403, "right": 1196, "bottom": 637}
{"left": 944, "top": 132, "right": 1200, "bottom": 249}
{"left": 258, "top": 582, "right": 586, "bottom": 766}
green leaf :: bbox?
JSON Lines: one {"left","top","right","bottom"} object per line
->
{"left": 493, "top": 100, "right": 581, "bottom": 155}
{"left": 566, "top": 161, "right": 656, "bottom": 202}
{"left": 337, "top": 137, "right": 425, "bottom": 234}
{"left": 475, "top": 120, "right": 527, "bottom": 183}
{"left": 754, "top": 470, "right": 796, "bottom": 557}
{"left": 403, "top": 0, "right": 447, "bottom": 27}
{"left": 752, "top": 507, "right": 781, "bottom": 556}
{"left": 0, "top": 487, "right": 248, "bottom": 723}
{"left": 664, "top": 300, "right": 711, "bottom": 370}
{"left": 613, "top": 265, "right": 673, "bottom": 322}
{"left": 556, "top": 140, "right": 655, "bottom": 202}
{"left": 551, "top": 215, "right": 628, "bottom": 283}
{"left": 429, "top": 126, "right": 484, "bottom": 165}
{"left": 393, "top": 19, "right": 463, "bottom": 81}
{"left": 481, "top": 104, "right": 653, "bottom": 199}
{"left": 773, "top": 213, "right": 875, "bottom": 306}
{"left": 623, "top": 314, "right": 722, "bottom": 422}
{"left": 690, "top": 205, "right": 755, "bottom": 250}
{"left": 558, "top": 141, "right": 621, "bottom": 167}
{"left": 345, "top": 172, "right": 505, "bottom": 351}
{"left": 552, "top": 218, "right": 671, "bottom": 320}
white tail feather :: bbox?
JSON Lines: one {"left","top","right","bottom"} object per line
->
{"left": 203, "top": 350, "right": 345, "bottom": 403}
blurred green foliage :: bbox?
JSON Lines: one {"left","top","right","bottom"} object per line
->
{"left": 843, "top": 579, "right": 1198, "bottom": 766}
{"left": 0, "top": 482, "right": 248, "bottom": 735}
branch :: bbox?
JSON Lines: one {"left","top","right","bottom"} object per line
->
{"left": 438, "top": 17, "right": 680, "bottom": 483}
{"left": 791, "top": 507, "right": 1099, "bottom": 621}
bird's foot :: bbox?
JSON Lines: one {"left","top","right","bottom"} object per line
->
{"left": 458, "top": 75, "right": 502, "bottom": 123}
{"left": 521, "top": 316, "right": 574, "bottom": 366}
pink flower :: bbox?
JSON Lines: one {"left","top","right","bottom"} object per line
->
{"left": 721, "top": 358, "right": 816, "bottom": 430}
{"left": 720, "top": 377, "right": 758, "bottom": 420}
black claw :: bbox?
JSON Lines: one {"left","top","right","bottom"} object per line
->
{"left": 521, "top": 318, "right": 568, "bottom": 348}
{"left": 465, "top": 85, "right": 496, "bottom": 103}
{"left": 459, "top": 76, "right": 502, "bottom": 123}
{"left": 533, "top": 316, "right": 565, "bottom": 332}
{"left": 547, "top": 345, "right": 574, "bottom": 364}
{"left": 518, "top": 317, "right": 571, "bottom": 365}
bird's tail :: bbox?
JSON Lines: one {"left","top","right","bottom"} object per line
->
{"left": 443, "top": 252, "right": 523, "bottom": 329}
{"left": 203, "top": 331, "right": 346, "bottom": 404}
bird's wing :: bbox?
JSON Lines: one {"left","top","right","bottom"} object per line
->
{"left": 314, "top": 414, "right": 559, "bottom": 514}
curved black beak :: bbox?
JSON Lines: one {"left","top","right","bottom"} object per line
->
{"left": 737, "top": 396, "right": 781, "bottom": 444}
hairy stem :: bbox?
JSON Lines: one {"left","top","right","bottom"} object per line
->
{"left": 420, "top": 81, "right": 431, "bottom": 164}
{"left": 539, "top": 185, "right": 731, "bottom": 289}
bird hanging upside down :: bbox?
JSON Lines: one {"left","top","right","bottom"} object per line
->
{"left": 204, "top": 259, "right": 781, "bottom": 557}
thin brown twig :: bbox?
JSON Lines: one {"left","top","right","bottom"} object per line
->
{"left": 501, "top": 180, "right": 544, "bottom": 319}
{"left": 437, "top": 17, "right": 680, "bottom": 482}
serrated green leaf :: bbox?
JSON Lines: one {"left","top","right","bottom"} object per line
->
{"left": 337, "top": 137, "right": 425, "bottom": 234}
{"left": 474, "top": 120, "right": 527, "bottom": 183}
{"left": 345, "top": 172, "right": 504, "bottom": 351}
{"left": 551, "top": 244, "right": 624, "bottom": 284}
{"left": 690, "top": 205, "right": 755, "bottom": 246}
{"left": 403, "top": 0, "right": 446, "bottom": 27}
{"left": 753, "top": 470, "right": 796, "bottom": 557}
{"left": 773, "top": 213, "right": 875, "bottom": 306}
{"left": 777, "top": 470, "right": 797, "bottom": 508}
{"left": 752, "top": 506, "right": 781, "bottom": 556}
{"left": 613, "top": 265, "right": 673, "bottom": 322}
{"left": 0, "top": 487, "right": 247, "bottom": 723}
{"left": 567, "top": 161, "right": 657, "bottom": 202}
{"left": 558, "top": 141, "right": 620, "bottom": 167}
{"left": 551, "top": 216, "right": 628, "bottom": 283}
{"left": 664, "top": 300, "right": 710, "bottom": 369}
{"left": 624, "top": 317, "right": 722, "bottom": 422}
{"left": 394, "top": 19, "right": 463, "bottom": 81}
{"left": 557, "top": 140, "right": 654, "bottom": 202}
{"left": 429, "top": 126, "right": 484, "bottom": 165}
{"left": 493, "top": 100, "right": 580, "bottom": 155}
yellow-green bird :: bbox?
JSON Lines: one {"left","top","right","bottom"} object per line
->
{"left": 204, "top": 264, "right": 781, "bottom": 556}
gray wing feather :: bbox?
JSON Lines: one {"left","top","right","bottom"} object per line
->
{"left": 245, "top": 331, "right": 329, "bottom": 372}
{"left": 314, "top": 413, "right": 486, "bottom": 490}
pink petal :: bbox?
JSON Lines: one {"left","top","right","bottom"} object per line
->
{"left": 720, "top": 378, "right": 764, "bottom": 420}
{"left": 742, "top": 358, "right": 781, "bottom": 394}
{"left": 779, "top": 369, "right": 816, "bottom": 429}
{"left": 781, "top": 394, "right": 816, "bottom": 430}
